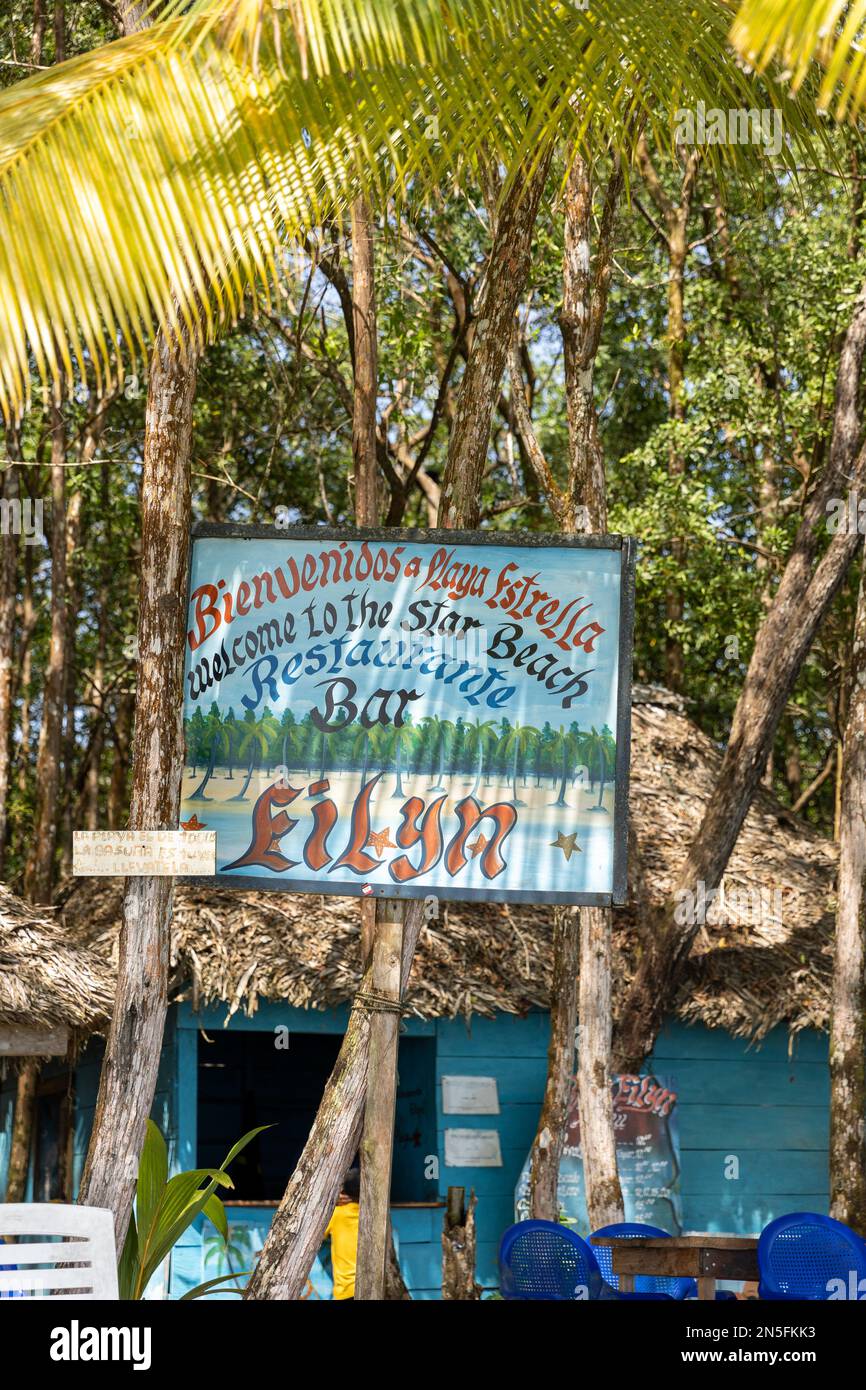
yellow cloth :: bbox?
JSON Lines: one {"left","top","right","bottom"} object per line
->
{"left": 325, "top": 1202, "right": 359, "bottom": 1300}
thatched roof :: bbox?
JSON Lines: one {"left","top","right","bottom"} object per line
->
{"left": 0, "top": 883, "right": 114, "bottom": 1036}
{"left": 54, "top": 686, "right": 838, "bottom": 1045}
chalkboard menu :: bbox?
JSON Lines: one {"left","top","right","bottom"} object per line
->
{"left": 515, "top": 1072, "right": 683, "bottom": 1233}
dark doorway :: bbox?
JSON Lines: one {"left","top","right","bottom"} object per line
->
{"left": 197, "top": 1030, "right": 343, "bottom": 1201}
{"left": 197, "top": 1028, "right": 438, "bottom": 1203}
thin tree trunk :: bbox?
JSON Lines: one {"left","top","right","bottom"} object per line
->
{"left": 24, "top": 405, "right": 67, "bottom": 905}
{"left": 529, "top": 907, "right": 579, "bottom": 1220}
{"left": 577, "top": 907, "right": 624, "bottom": 1228}
{"left": 526, "top": 150, "right": 624, "bottom": 1227}
{"left": 438, "top": 148, "right": 553, "bottom": 529}
{"left": 4, "top": 1060, "right": 38, "bottom": 1202}
{"left": 615, "top": 275, "right": 866, "bottom": 1069}
{"left": 107, "top": 690, "right": 133, "bottom": 829}
{"left": 85, "top": 465, "right": 111, "bottom": 829}
{"left": 16, "top": 546, "right": 34, "bottom": 794}
{"left": 636, "top": 137, "right": 701, "bottom": 693}
{"left": 58, "top": 484, "right": 83, "bottom": 878}
{"left": 829, "top": 564, "right": 866, "bottom": 1231}
{"left": 351, "top": 196, "right": 379, "bottom": 527}
{"left": 355, "top": 898, "right": 403, "bottom": 1300}
{"left": 349, "top": 193, "right": 408, "bottom": 1299}
{"left": 78, "top": 328, "right": 196, "bottom": 1248}
{"left": 0, "top": 449, "right": 19, "bottom": 872}
{"left": 352, "top": 194, "right": 380, "bottom": 973}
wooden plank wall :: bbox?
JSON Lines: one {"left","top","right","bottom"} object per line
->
{"left": 1, "top": 1003, "right": 831, "bottom": 1299}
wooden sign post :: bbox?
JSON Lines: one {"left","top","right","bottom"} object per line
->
{"left": 354, "top": 896, "right": 404, "bottom": 1300}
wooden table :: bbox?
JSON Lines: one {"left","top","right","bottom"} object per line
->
{"left": 592, "top": 1235, "right": 759, "bottom": 1301}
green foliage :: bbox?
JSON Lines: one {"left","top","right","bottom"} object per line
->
{"left": 119, "top": 1119, "right": 270, "bottom": 1300}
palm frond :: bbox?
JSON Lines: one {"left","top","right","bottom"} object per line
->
{"left": 731, "top": 0, "right": 866, "bottom": 117}
{"left": 0, "top": 0, "right": 831, "bottom": 420}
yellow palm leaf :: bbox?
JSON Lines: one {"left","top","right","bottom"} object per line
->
{"left": 731, "top": 0, "right": 866, "bottom": 118}
{"left": 0, "top": 0, "right": 830, "bottom": 420}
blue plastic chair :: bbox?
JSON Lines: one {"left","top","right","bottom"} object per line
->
{"left": 498, "top": 1220, "right": 674, "bottom": 1301}
{"left": 591, "top": 1221, "right": 698, "bottom": 1300}
{"left": 758, "top": 1212, "right": 866, "bottom": 1300}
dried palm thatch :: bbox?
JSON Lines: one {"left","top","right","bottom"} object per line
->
{"left": 0, "top": 883, "right": 113, "bottom": 1033}
{"left": 55, "top": 687, "right": 836, "bottom": 1043}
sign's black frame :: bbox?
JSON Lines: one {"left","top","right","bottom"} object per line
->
{"left": 182, "top": 523, "right": 636, "bottom": 907}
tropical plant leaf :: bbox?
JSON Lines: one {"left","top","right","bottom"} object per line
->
{"left": 201, "top": 1192, "right": 229, "bottom": 1242}
{"left": 0, "top": 0, "right": 831, "bottom": 419}
{"left": 118, "top": 1210, "right": 140, "bottom": 1302}
{"left": 179, "top": 1271, "right": 251, "bottom": 1299}
{"left": 731, "top": 0, "right": 866, "bottom": 118}
{"left": 135, "top": 1118, "right": 169, "bottom": 1252}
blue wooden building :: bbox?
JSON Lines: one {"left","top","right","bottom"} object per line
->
{"left": 0, "top": 690, "right": 839, "bottom": 1298}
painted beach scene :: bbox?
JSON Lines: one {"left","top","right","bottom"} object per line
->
{"left": 181, "top": 534, "right": 625, "bottom": 901}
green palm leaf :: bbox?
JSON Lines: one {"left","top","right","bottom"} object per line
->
{"left": 0, "top": 0, "right": 829, "bottom": 419}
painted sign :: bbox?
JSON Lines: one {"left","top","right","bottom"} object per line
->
{"left": 181, "top": 525, "right": 634, "bottom": 905}
{"left": 73, "top": 830, "right": 216, "bottom": 876}
{"left": 515, "top": 1073, "right": 683, "bottom": 1234}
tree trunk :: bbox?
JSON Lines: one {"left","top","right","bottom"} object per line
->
{"left": 829, "top": 563, "right": 866, "bottom": 1232}
{"left": 529, "top": 906, "right": 579, "bottom": 1220}
{"left": 577, "top": 906, "right": 624, "bottom": 1228}
{"left": 636, "top": 138, "right": 701, "bottom": 692}
{"left": 16, "top": 546, "right": 34, "bottom": 795}
{"left": 527, "top": 152, "right": 624, "bottom": 1228}
{"left": 107, "top": 690, "right": 133, "bottom": 829}
{"left": 0, "top": 450, "right": 19, "bottom": 873}
{"left": 615, "top": 275, "right": 866, "bottom": 1069}
{"left": 355, "top": 898, "right": 403, "bottom": 1300}
{"left": 23, "top": 407, "right": 67, "bottom": 905}
{"left": 351, "top": 195, "right": 379, "bottom": 526}
{"left": 441, "top": 1187, "right": 481, "bottom": 1300}
{"left": 245, "top": 898, "right": 425, "bottom": 1299}
{"left": 438, "top": 148, "right": 553, "bottom": 529}
{"left": 4, "top": 1060, "right": 38, "bottom": 1202}
{"left": 78, "top": 328, "right": 196, "bottom": 1248}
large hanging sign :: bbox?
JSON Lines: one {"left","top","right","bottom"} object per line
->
{"left": 515, "top": 1073, "right": 684, "bottom": 1234}
{"left": 180, "top": 525, "right": 634, "bottom": 905}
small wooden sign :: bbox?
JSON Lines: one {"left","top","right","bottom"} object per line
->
{"left": 73, "top": 830, "right": 216, "bottom": 876}
{"left": 0, "top": 1025, "right": 69, "bottom": 1056}
{"left": 444, "top": 1128, "right": 503, "bottom": 1168}
{"left": 441, "top": 1075, "right": 500, "bottom": 1115}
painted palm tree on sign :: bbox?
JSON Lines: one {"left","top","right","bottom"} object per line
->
{"left": 421, "top": 714, "right": 454, "bottom": 793}
{"left": 581, "top": 726, "right": 616, "bottom": 813}
{"left": 462, "top": 718, "right": 499, "bottom": 798}
{"left": 378, "top": 723, "right": 417, "bottom": 799}
{"left": 549, "top": 725, "right": 581, "bottom": 808}
{"left": 188, "top": 711, "right": 231, "bottom": 800}
{"left": 232, "top": 712, "right": 281, "bottom": 801}
{"left": 352, "top": 722, "right": 385, "bottom": 788}
{"left": 498, "top": 721, "right": 540, "bottom": 807}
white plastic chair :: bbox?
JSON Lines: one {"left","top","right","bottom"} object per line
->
{"left": 0, "top": 1204, "right": 119, "bottom": 1299}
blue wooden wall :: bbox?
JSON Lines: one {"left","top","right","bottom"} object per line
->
{"left": 0, "top": 1005, "right": 832, "bottom": 1300}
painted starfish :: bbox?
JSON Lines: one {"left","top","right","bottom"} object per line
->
{"left": 550, "top": 831, "right": 581, "bottom": 862}
{"left": 366, "top": 826, "right": 398, "bottom": 858}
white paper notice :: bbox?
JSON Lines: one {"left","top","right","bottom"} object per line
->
{"left": 444, "top": 1128, "right": 503, "bottom": 1168}
{"left": 441, "top": 1075, "right": 500, "bottom": 1115}
{"left": 73, "top": 830, "right": 216, "bottom": 876}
